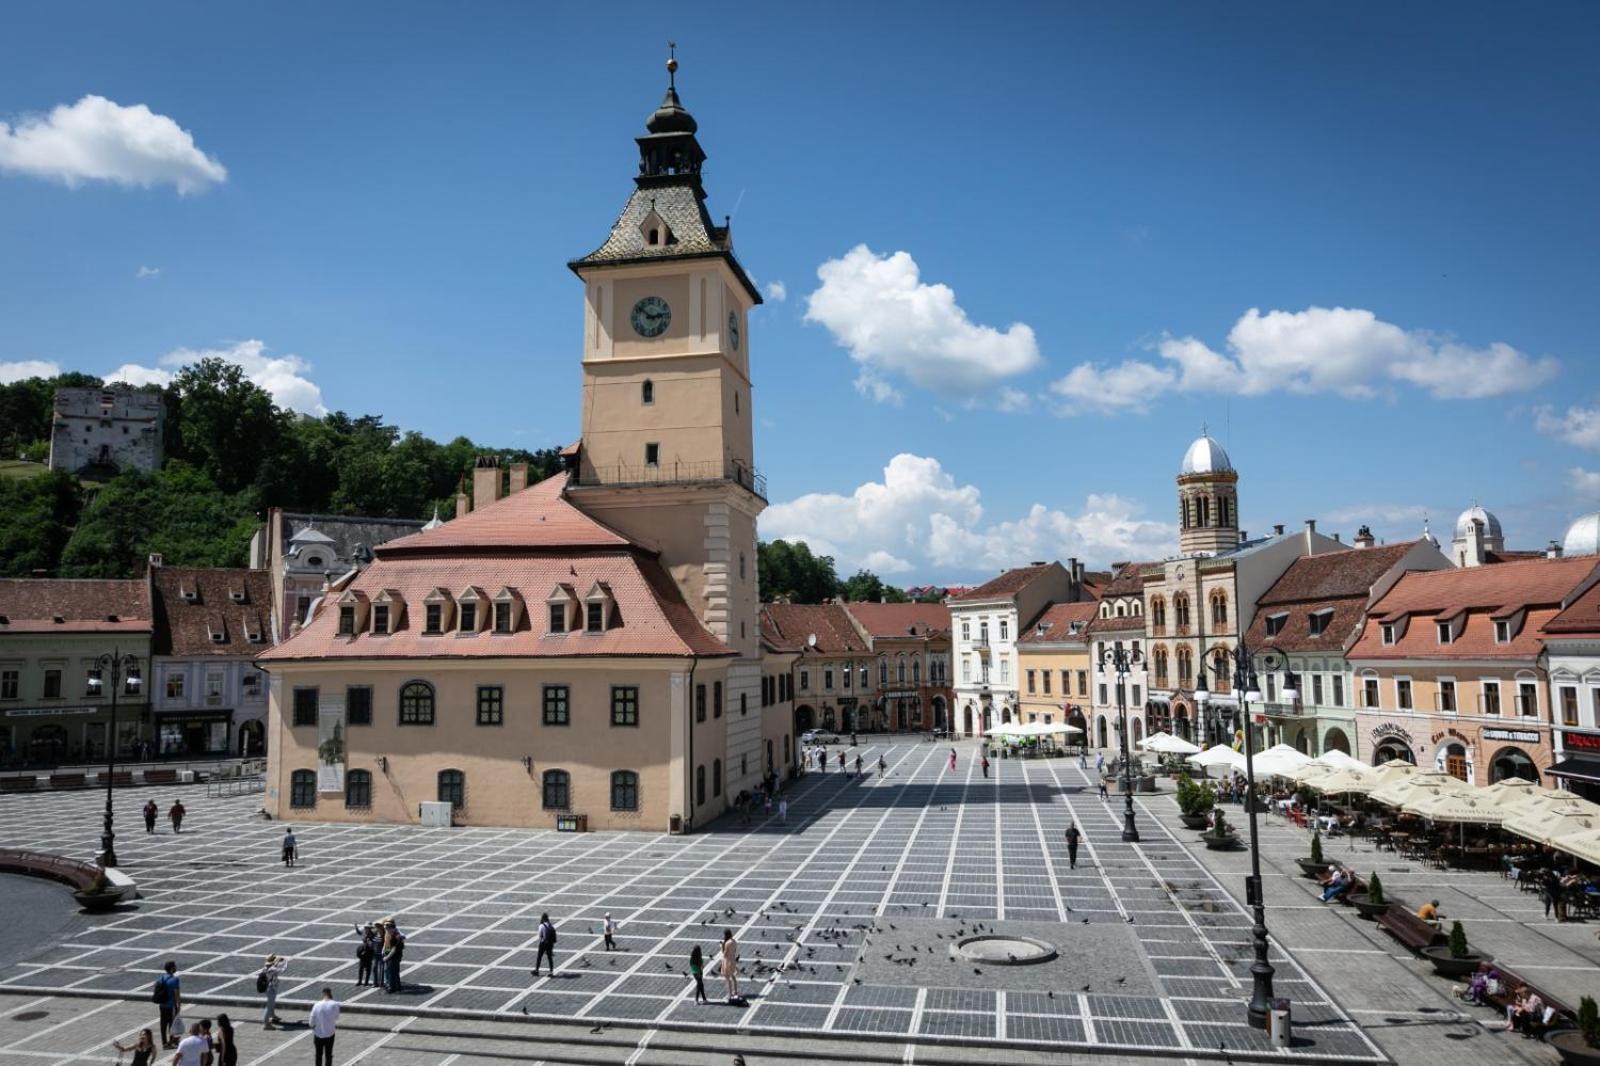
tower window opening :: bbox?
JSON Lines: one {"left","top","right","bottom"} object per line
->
{"left": 647, "top": 228, "right": 660, "bottom": 246}
{"left": 642, "top": 380, "right": 654, "bottom": 405}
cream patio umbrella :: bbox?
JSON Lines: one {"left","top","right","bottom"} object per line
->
{"left": 1403, "top": 788, "right": 1506, "bottom": 825}
{"left": 1292, "top": 762, "right": 1337, "bottom": 786}
{"left": 1142, "top": 732, "right": 1202, "bottom": 755}
{"left": 1476, "top": 777, "right": 1542, "bottom": 810}
{"left": 1511, "top": 791, "right": 1600, "bottom": 819}
{"left": 1250, "top": 743, "right": 1313, "bottom": 778}
{"left": 1504, "top": 805, "right": 1600, "bottom": 847}
{"left": 1305, "top": 767, "right": 1380, "bottom": 797}
{"left": 1308, "top": 749, "right": 1371, "bottom": 775}
{"left": 1188, "top": 744, "right": 1247, "bottom": 773}
{"left": 1551, "top": 827, "right": 1600, "bottom": 866}
{"left": 1137, "top": 731, "right": 1174, "bottom": 750}
{"left": 1367, "top": 761, "right": 1421, "bottom": 789}
{"left": 1369, "top": 770, "right": 1470, "bottom": 809}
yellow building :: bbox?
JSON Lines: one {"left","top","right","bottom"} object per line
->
{"left": 1016, "top": 602, "right": 1098, "bottom": 740}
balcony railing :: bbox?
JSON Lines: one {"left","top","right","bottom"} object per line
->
{"left": 572, "top": 459, "right": 767, "bottom": 501}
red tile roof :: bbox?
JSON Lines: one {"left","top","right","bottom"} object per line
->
{"left": 1257, "top": 543, "right": 1419, "bottom": 605}
{"left": 151, "top": 567, "right": 274, "bottom": 656}
{"left": 1542, "top": 579, "right": 1600, "bottom": 636}
{"left": 758, "top": 603, "right": 869, "bottom": 655}
{"left": 1099, "top": 562, "right": 1153, "bottom": 598}
{"left": 378, "top": 473, "right": 632, "bottom": 555}
{"left": 0, "top": 578, "right": 151, "bottom": 634}
{"left": 950, "top": 564, "right": 1056, "bottom": 603}
{"left": 843, "top": 602, "right": 950, "bottom": 639}
{"left": 1085, "top": 613, "right": 1143, "bottom": 634}
{"left": 1018, "top": 602, "right": 1098, "bottom": 644}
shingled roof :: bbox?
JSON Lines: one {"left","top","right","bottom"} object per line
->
{"left": 1257, "top": 542, "right": 1418, "bottom": 606}
{"left": 1018, "top": 602, "right": 1097, "bottom": 645}
{"left": 0, "top": 578, "right": 150, "bottom": 634}
{"left": 843, "top": 602, "right": 950, "bottom": 639}
{"left": 151, "top": 567, "right": 274, "bottom": 656}
{"left": 758, "top": 604, "right": 869, "bottom": 655}
{"left": 378, "top": 473, "right": 633, "bottom": 556}
{"left": 951, "top": 564, "right": 1056, "bottom": 603}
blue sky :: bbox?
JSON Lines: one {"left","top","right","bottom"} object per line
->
{"left": 3, "top": 2, "right": 1599, "bottom": 583}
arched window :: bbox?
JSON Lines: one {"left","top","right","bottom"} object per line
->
{"left": 1211, "top": 590, "right": 1228, "bottom": 626}
{"left": 1174, "top": 594, "right": 1191, "bottom": 630}
{"left": 610, "top": 770, "right": 639, "bottom": 811}
{"left": 399, "top": 681, "right": 435, "bottom": 725}
{"left": 879, "top": 657, "right": 888, "bottom": 686}
{"left": 641, "top": 379, "right": 654, "bottom": 405}
{"left": 912, "top": 658, "right": 921, "bottom": 684}
{"left": 345, "top": 769, "right": 371, "bottom": 808}
{"left": 1198, "top": 496, "right": 1211, "bottom": 527}
{"left": 897, "top": 657, "right": 907, "bottom": 684}
{"left": 1115, "top": 603, "right": 1125, "bottom": 617}
{"left": 542, "top": 769, "right": 570, "bottom": 810}
{"left": 1153, "top": 646, "right": 1169, "bottom": 686}
{"left": 647, "top": 227, "right": 660, "bottom": 246}
{"left": 1151, "top": 597, "right": 1166, "bottom": 628}
{"left": 437, "top": 769, "right": 465, "bottom": 809}
{"left": 1176, "top": 646, "right": 1193, "bottom": 684}
{"left": 290, "top": 769, "right": 316, "bottom": 808}
{"left": 696, "top": 765, "right": 706, "bottom": 806}
{"left": 712, "top": 758, "right": 722, "bottom": 797}
{"left": 1131, "top": 600, "right": 1141, "bottom": 616}
{"left": 1212, "top": 648, "right": 1230, "bottom": 687}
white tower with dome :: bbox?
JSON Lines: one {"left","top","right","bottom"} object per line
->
{"left": 1451, "top": 503, "right": 1504, "bottom": 567}
{"left": 1177, "top": 429, "right": 1239, "bottom": 556}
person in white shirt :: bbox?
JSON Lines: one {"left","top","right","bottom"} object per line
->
{"left": 309, "top": 988, "right": 339, "bottom": 1066}
{"left": 171, "top": 1024, "right": 207, "bottom": 1066}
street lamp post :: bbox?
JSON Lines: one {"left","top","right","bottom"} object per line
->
{"left": 87, "top": 650, "right": 142, "bottom": 868}
{"left": 1097, "top": 642, "right": 1144, "bottom": 843}
{"left": 1194, "top": 642, "right": 1298, "bottom": 1029}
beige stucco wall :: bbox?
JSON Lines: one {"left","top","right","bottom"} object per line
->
{"left": 264, "top": 657, "right": 725, "bottom": 831}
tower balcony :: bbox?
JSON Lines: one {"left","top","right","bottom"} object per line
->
{"left": 572, "top": 459, "right": 766, "bottom": 501}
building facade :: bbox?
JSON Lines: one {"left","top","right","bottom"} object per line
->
{"left": 845, "top": 602, "right": 953, "bottom": 733}
{"left": 1088, "top": 563, "right": 1150, "bottom": 752}
{"left": 1017, "top": 601, "right": 1097, "bottom": 744}
{"left": 47, "top": 385, "right": 164, "bottom": 476}
{"left": 261, "top": 59, "right": 781, "bottom": 831}
{"left": 0, "top": 578, "right": 153, "bottom": 766}
{"left": 760, "top": 603, "right": 877, "bottom": 735}
{"left": 250, "top": 509, "right": 427, "bottom": 639}
{"left": 150, "top": 563, "right": 275, "bottom": 758}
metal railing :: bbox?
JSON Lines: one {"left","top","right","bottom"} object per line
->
{"left": 573, "top": 459, "right": 767, "bottom": 501}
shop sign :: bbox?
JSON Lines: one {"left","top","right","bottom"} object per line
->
{"left": 1563, "top": 730, "right": 1600, "bottom": 751}
{"left": 1482, "top": 728, "right": 1540, "bottom": 743}
{"left": 1370, "top": 722, "right": 1414, "bottom": 744}
{"left": 882, "top": 690, "right": 918, "bottom": 699}
{"left": 1429, "top": 727, "right": 1472, "bottom": 746}
{"left": 5, "top": 706, "right": 98, "bottom": 718}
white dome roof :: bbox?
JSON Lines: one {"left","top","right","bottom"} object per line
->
{"left": 1180, "top": 435, "right": 1234, "bottom": 476}
{"left": 1454, "top": 505, "right": 1502, "bottom": 541}
{"left": 1563, "top": 513, "right": 1600, "bottom": 557}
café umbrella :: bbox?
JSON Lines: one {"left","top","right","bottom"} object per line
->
{"left": 1250, "top": 743, "right": 1313, "bottom": 778}
{"left": 1307, "top": 749, "right": 1370, "bottom": 775}
{"left": 1476, "top": 777, "right": 1541, "bottom": 810}
{"left": 1141, "top": 732, "right": 1202, "bottom": 756}
{"left": 1552, "top": 827, "right": 1600, "bottom": 866}
{"left": 1306, "top": 768, "right": 1379, "bottom": 797}
{"left": 1369, "top": 770, "right": 1470, "bottom": 809}
{"left": 1188, "top": 744, "right": 1247, "bottom": 773}
{"left": 1504, "top": 805, "right": 1600, "bottom": 847}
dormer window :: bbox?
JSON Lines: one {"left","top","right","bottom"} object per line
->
{"left": 642, "top": 380, "right": 655, "bottom": 405}
{"left": 495, "top": 601, "right": 513, "bottom": 633}
{"left": 1265, "top": 612, "right": 1288, "bottom": 637}
{"left": 584, "top": 581, "right": 615, "bottom": 633}
{"left": 587, "top": 602, "right": 604, "bottom": 632}
{"left": 1381, "top": 623, "right": 1396, "bottom": 645}
{"left": 459, "top": 602, "right": 477, "bottom": 632}
{"left": 546, "top": 583, "right": 578, "bottom": 634}
{"left": 422, "top": 588, "right": 454, "bottom": 634}
{"left": 1436, "top": 621, "right": 1453, "bottom": 645}
{"left": 549, "top": 603, "right": 566, "bottom": 633}
{"left": 244, "top": 616, "right": 264, "bottom": 643}
{"left": 1494, "top": 619, "right": 1511, "bottom": 644}
{"left": 373, "top": 604, "right": 390, "bottom": 633}
{"left": 208, "top": 621, "right": 228, "bottom": 645}
{"left": 457, "top": 587, "right": 485, "bottom": 633}
{"left": 492, "top": 587, "right": 522, "bottom": 633}
{"left": 338, "top": 606, "right": 356, "bottom": 635}
{"left": 180, "top": 584, "right": 198, "bottom": 603}
{"left": 1307, "top": 609, "right": 1333, "bottom": 637}
{"left": 638, "top": 208, "right": 672, "bottom": 248}
{"left": 229, "top": 587, "right": 247, "bottom": 604}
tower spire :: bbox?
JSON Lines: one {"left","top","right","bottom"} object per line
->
{"left": 667, "top": 41, "right": 677, "bottom": 90}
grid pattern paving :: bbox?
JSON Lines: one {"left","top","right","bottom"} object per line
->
{"left": 0, "top": 739, "right": 1385, "bottom": 1061}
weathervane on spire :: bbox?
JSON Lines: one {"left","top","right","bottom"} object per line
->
{"left": 667, "top": 41, "right": 678, "bottom": 89}
{"left": 1200, "top": 420, "right": 1208, "bottom": 437}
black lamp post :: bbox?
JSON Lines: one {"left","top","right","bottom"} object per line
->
{"left": 87, "top": 650, "right": 142, "bottom": 867}
{"left": 1194, "top": 642, "right": 1298, "bottom": 1029}
{"left": 1097, "top": 642, "right": 1144, "bottom": 843}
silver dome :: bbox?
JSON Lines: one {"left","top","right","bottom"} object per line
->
{"left": 1454, "top": 505, "right": 1502, "bottom": 540}
{"left": 1180, "top": 435, "right": 1234, "bottom": 476}
{"left": 1563, "top": 513, "right": 1600, "bottom": 557}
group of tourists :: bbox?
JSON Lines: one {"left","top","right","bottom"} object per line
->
{"left": 143, "top": 961, "right": 238, "bottom": 1063}
{"left": 141, "top": 799, "right": 186, "bottom": 833}
{"left": 348, "top": 919, "right": 405, "bottom": 992}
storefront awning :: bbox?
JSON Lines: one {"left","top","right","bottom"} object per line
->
{"left": 1547, "top": 754, "right": 1600, "bottom": 784}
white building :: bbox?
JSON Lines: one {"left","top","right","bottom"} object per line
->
{"left": 48, "top": 386, "right": 163, "bottom": 475}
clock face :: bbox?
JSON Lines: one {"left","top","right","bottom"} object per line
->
{"left": 630, "top": 296, "right": 671, "bottom": 338}
{"left": 727, "top": 311, "right": 740, "bottom": 351}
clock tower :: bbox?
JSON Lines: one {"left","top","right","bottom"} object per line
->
{"left": 566, "top": 52, "right": 764, "bottom": 723}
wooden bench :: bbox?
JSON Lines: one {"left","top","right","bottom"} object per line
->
{"left": 0, "top": 849, "right": 138, "bottom": 905}
{"left": 0, "top": 777, "right": 38, "bottom": 792}
{"left": 99, "top": 771, "right": 135, "bottom": 787}
{"left": 142, "top": 769, "right": 178, "bottom": 785}
{"left": 1376, "top": 902, "right": 1447, "bottom": 951}
{"left": 1484, "top": 964, "right": 1577, "bottom": 1036}
{"left": 48, "top": 773, "right": 87, "bottom": 789}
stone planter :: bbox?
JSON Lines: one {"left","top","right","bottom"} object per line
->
{"left": 72, "top": 889, "right": 123, "bottom": 912}
{"left": 1200, "top": 833, "right": 1242, "bottom": 851}
{"left": 1420, "top": 945, "right": 1490, "bottom": 980}
{"left": 1348, "top": 894, "right": 1390, "bottom": 920}
{"left": 1295, "top": 858, "right": 1329, "bottom": 879}
{"left": 1547, "top": 1030, "right": 1600, "bottom": 1066}
{"left": 1179, "top": 813, "right": 1211, "bottom": 831}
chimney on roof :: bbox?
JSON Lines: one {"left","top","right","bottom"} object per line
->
{"left": 455, "top": 477, "right": 469, "bottom": 519}
{"left": 1548, "top": 540, "right": 1564, "bottom": 559}
{"left": 1239, "top": 530, "right": 1247, "bottom": 545}
{"left": 1273, "top": 524, "right": 1285, "bottom": 536}
{"left": 1333, "top": 532, "right": 1341, "bottom": 543}
{"left": 509, "top": 462, "right": 530, "bottom": 494}
{"left": 472, "top": 456, "right": 502, "bottom": 511}
{"left": 1304, "top": 519, "right": 1318, "bottom": 554}
{"left": 1354, "top": 525, "right": 1376, "bottom": 549}
{"left": 1069, "top": 557, "right": 1084, "bottom": 588}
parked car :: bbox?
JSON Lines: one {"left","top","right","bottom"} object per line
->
{"left": 800, "top": 729, "right": 839, "bottom": 745}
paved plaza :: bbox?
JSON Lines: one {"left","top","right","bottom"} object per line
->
{"left": 0, "top": 738, "right": 1392, "bottom": 1064}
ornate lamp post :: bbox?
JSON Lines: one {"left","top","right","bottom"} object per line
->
{"left": 1194, "top": 642, "right": 1298, "bottom": 1029}
{"left": 86, "top": 650, "right": 142, "bottom": 867}
{"left": 1097, "top": 642, "right": 1144, "bottom": 843}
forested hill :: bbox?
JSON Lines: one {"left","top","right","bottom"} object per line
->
{"left": 0, "top": 359, "right": 560, "bottom": 578}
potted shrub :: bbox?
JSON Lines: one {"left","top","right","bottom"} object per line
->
{"left": 1349, "top": 871, "right": 1390, "bottom": 919}
{"left": 1295, "top": 829, "right": 1328, "bottom": 878}
{"left": 1177, "top": 774, "right": 1214, "bottom": 830}
{"left": 1422, "top": 920, "right": 1490, "bottom": 979}
{"left": 1548, "top": 995, "right": 1600, "bottom": 1065}
{"left": 1200, "top": 808, "right": 1241, "bottom": 850}
{"left": 72, "top": 866, "right": 123, "bottom": 912}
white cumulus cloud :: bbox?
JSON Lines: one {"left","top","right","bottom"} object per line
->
{"left": 805, "top": 245, "right": 1041, "bottom": 403}
{"left": 109, "top": 340, "right": 327, "bottom": 414}
{"left": 763, "top": 280, "right": 787, "bottom": 303}
{"left": 1537, "top": 404, "right": 1600, "bottom": 451}
{"left": 0, "top": 95, "right": 226, "bottom": 194}
{"left": 0, "top": 359, "right": 63, "bottom": 383}
{"left": 1051, "top": 306, "right": 1556, "bottom": 415}
{"left": 136, "top": 265, "right": 160, "bottom": 279}
{"left": 761, "top": 453, "right": 1174, "bottom": 579}
{"left": 103, "top": 363, "right": 174, "bottom": 387}
{"left": 1571, "top": 468, "right": 1600, "bottom": 497}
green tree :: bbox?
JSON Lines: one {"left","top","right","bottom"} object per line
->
{"left": 838, "top": 569, "right": 910, "bottom": 603}
{"left": 0, "top": 470, "right": 82, "bottom": 575}
{"left": 0, "top": 371, "right": 103, "bottom": 458}
{"left": 170, "top": 358, "right": 285, "bottom": 494}
{"left": 60, "top": 463, "right": 256, "bottom": 577}
{"left": 758, "top": 539, "right": 840, "bottom": 603}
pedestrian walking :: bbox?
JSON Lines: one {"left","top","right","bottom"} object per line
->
{"left": 532, "top": 913, "right": 557, "bottom": 977}
{"left": 1078, "top": 750, "right": 1088, "bottom": 769}
{"left": 689, "top": 945, "right": 709, "bottom": 1004}
{"left": 838, "top": 750, "right": 846, "bottom": 771}
{"left": 168, "top": 800, "right": 186, "bottom": 833}
{"left": 1065, "top": 822, "right": 1081, "bottom": 869}
{"left": 603, "top": 913, "right": 617, "bottom": 951}
{"left": 171, "top": 1024, "right": 206, "bottom": 1066}
{"left": 854, "top": 754, "right": 863, "bottom": 777}
{"left": 352, "top": 924, "right": 376, "bottom": 986}
{"left": 214, "top": 1014, "right": 237, "bottom": 1066}
{"left": 1097, "top": 778, "right": 1109, "bottom": 800}
{"left": 720, "top": 929, "right": 740, "bottom": 1002}
{"left": 309, "top": 988, "right": 339, "bottom": 1066}
{"left": 257, "top": 954, "right": 287, "bottom": 1028}
{"left": 1096, "top": 752, "right": 1105, "bottom": 775}
{"left": 948, "top": 747, "right": 957, "bottom": 772}
{"left": 778, "top": 796, "right": 788, "bottom": 824}
{"left": 143, "top": 800, "right": 158, "bottom": 833}
{"left": 981, "top": 755, "right": 990, "bottom": 779}
{"left": 763, "top": 792, "right": 772, "bottom": 817}
{"left": 111, "top": 1028, "right": 157, "bottom": 1066}
{"left": 154, "top": 960, "right": 182, "bottom": 1048}
{"left": 280, "top": 830, "right": 297, "bottom": 868}
{"left": 877, "top": 754, "right": 886, "bottom": 776}
{"left": 197, "top": 1018, "right": 214, "bottom": 1065}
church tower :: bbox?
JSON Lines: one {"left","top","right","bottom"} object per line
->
{"left": 565, "top": 49, "right": 764, "bottom": 661}
{"left": 1177, "top": 431, "right": 1239, "bottom": 556}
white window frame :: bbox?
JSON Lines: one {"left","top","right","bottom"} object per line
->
{"left": 1394, "top": 675, "right": 1413, "bottom": 712}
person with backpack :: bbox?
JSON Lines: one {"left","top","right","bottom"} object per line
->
{"left": 353, "top": 924, "right": 377, "bottom": 986}
{"left": 532, "top": 913, "right": 557, "bottom": 977}
{"left": 152, "top": 961, "right": 181, "bottom": 1048}
{"left": 280, "top": 829, "right": 297, "bottom": 868}
{"left": 380, "top": 920, "right": 405, "bottom": 992}
{"left": 256, "top": 954, "right": 287, "bottom": 1028}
